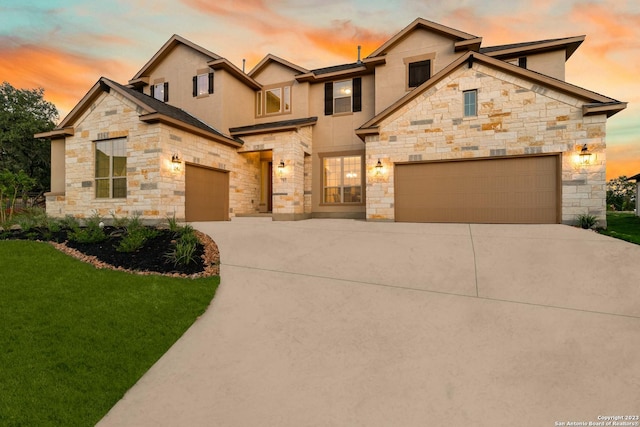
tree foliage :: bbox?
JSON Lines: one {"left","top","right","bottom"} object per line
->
{"left": 606, "top": 176, "right": 636, "bottom": 211}
{"left": 0, "top": 169, "right": 37, "bottom": 223}
{"left": 0, "top": 82, "right": 59, "bottom": 193}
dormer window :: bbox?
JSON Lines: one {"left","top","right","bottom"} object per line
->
{"left": 151, "top": 82, "right": 168, "bottom": 102}
{"left": 518, "top": 57, "right": 527, "bottom": 69}
{"left": 256, "top": 83, "right": 292, "bottom": 117}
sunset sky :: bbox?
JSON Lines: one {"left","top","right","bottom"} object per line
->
{"left": 1, "top": 0, "right": 638, "bottom": 180}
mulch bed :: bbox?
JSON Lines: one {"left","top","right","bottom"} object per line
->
{"left": 0, "top": 227, "right": 219, "bottom": 278}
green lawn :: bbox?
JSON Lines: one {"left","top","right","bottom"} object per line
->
{"left": 0, "top": 240, "right": 219, "bottom": 426}
{"left": 599, "top": 212, "right": 640, "bottom": 245}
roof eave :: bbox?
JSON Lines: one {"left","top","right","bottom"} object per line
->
{"left": 583, "top": 102, "right": 628, "bottom": 118}
{"left": 355, "top": 127, "right": 379, "bottom": 142}
{"left": 139, "top": 112, "right": 243, "bottom": 147}
{"left": 229, "top": 117, "right": 318, "bottom": 137}
{"left": 207, "top": 58, "right": 262, "bottom": 90}
{"left": 34, "top": 127, "right": 75, "bottom": 139}
{"left": 455, "top": 37, "right": 482, "bottom": 52}
{"left": 484, "top": 36, "right": 585, "bottom": 61}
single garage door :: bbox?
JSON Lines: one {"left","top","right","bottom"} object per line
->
{"left": 185, "top": 164, "right": 229, "bottom": 221}
{"left": 395, "top": 155, "right": 559, "bottom": 224}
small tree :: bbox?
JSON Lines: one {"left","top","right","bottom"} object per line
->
{"left": 0, "top": 82, "right": 58, "bottom": 193}
{"left": 606, "top": 176, "right": 636, "bottom": 211}
{"left": 0, "top": 170, "right": 36, "bottom": 223}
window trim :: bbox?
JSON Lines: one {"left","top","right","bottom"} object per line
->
{"left": 94, "top": 138, "right": 127, "bottom": 199}
{"left": 324, "top": 77, "right": 362, "bottom": 116}
{"left": 255, "top": 81, "right": 293, "bottom": 117}
{"left": 193, "top": 70, "right": 214, "bottom": 97}
{"left": 319, "top": 151, "right": 365, "bottom": 206}
{"left": 463, "top": 89, "right": 477, "bottom": 117}
{"left": 404, "top": 53, "right": 435, "bottom": 91}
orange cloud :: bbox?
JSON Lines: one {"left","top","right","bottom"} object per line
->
{"left": 606, "top": 143, "right": 640, "bottom": 180}
{"left": 303, "top": 20, "right": 389, "bottom": 60}
{"left": 0, "top": 38, "right": 134, "bottom": 118}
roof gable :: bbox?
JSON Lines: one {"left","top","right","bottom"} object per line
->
{"left": 367, "top": 18, "right": 482, "bottom": 58}
{"left": 130, "top": 34, "right": 221, "bottom": 82}
{"left": 357, "top": 51, "right": 626, "bottom": 139}
{"left": 50, "top": 77, "right": 242, "bottom": 147}
{"left": 248, "top": 54, "right": 309, "bottom": 79}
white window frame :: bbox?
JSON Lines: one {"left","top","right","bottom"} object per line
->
{"left": 464, "top": 89, "right": 477, "bottom": 117}
{"left": 322, "top": 155, "right": 363, "bottom": 204}
{"left": 95, "top": 138, "right": 127, "bottom": 199}
{"left": 333, "top": 80, "right": 352, "bottom": 114}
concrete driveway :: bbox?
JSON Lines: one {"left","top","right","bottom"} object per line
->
{"left": 98, "top": 219, "right": 640, "bottom": 427}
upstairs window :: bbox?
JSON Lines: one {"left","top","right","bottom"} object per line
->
{"left": 463, "top": 89, "right": 477, "bottom": 117}
{"left": 95, "top": 139, "right": 127, "bottom": 199}
{"left": 324, "top": 78, "right": 361, "bottom": 115}
{"left": 193, "top": 72, "right": 214, "bottom": 97}
{"left": 151, "top": 82, "right": 168, "bottom": 102}
{"left": 408, "top": 59, "right": 431, "bottom": 88}
{"left": 256, "top": 83, "right": 292, "bottom": 116}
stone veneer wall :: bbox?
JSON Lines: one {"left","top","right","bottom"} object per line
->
{"left": 48, "top": 90, "right": 260, "bottom": 221}
{"left": 238, "top": 125, "right": 313, "bottom": 220}
{"left": 365, "top": 63, "right": 608, "bottom": 225}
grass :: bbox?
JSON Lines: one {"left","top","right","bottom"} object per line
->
{"left": 599, "top": 212, "right": 640, "bottom": 245}
{"left": 0, "top": 240, "right": 219, "bottom": 426}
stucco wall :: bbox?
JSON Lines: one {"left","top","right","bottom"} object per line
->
{"left": 365, "top": 62, "right": 607, "bottom": 225}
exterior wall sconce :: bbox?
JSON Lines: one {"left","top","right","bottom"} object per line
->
{"left": 375, "top": 159, "right": 383, "bottom": 176}
{"left": 171, "top": 154, "right": 181, "bottom": 172}
{"left": 577, "top": 144, "right": 594, "bottom": 166}
{"left": 277, "top": 159, "right": 285, "bottom": 177}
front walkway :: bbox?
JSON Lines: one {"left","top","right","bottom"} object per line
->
{"left": 98, "top": 219, "right": 640, "bottom": 426}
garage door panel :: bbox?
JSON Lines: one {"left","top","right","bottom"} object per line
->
{"left": 185, "top": 165, "right": 229, "bottom": 222}
{"left": 395, "top": 156, "right": 559, "bottom": 224}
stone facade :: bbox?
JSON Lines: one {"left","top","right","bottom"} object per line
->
{"left": 365, "top": 62, "right": 608, "bottom": 225}
{"left": 47, "top": 89, "right": 259, "bottom": 221}
{"left": 238, "top": 125, "right": 313, "bottom": 220}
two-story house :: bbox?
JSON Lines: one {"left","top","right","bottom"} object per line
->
{"left": 36, "top": 18, "right": 626, "bottom": 225}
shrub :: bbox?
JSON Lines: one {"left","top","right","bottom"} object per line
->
{"left": 68, "top": 213, "right": 106, "bottom": 244}
{"left": 576, "top": 213, "right": 598, "bottom": 229}
{"left": 165, "top": 224, "right": 199, "bottom": 267}
{"left": 117, "top": 226, "right": 158, "bottom": 253}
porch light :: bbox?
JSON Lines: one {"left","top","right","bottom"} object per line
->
{"left": 278, "top": 160, "right": 285, "bottom": 169}
{"left": 171, "top": 154, "right": 181, "bottom": 172}
{"left": 375, "top": 159, "right": 383, "bottom": 175}
{"left": 579, "top": 144, "right": 593, "bottom": 165}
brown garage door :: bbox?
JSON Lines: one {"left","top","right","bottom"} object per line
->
{"left": 395, "top": 155, "right": 559, "bottom": 224}
{"left": 185, "top": 164, "right": 229, "bottom": 221}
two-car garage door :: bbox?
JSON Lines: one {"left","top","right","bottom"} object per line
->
{"left": 185, "top": 164, "right": 229, "bottom": 221}
{"left": 395, "top": 155, "right": 559, "bottom": 224}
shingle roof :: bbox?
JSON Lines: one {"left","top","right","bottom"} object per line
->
{"left": 103, "top": 78, "right": 239, "bottom": 142}
{"left": 311, "top": 62, "right": 364, "bottom": 75}
{"left": 479, "top": 38, "right": 569, "bottom": 53}
{"left": 229, "top": 117, "right": 318, "bottom": 136}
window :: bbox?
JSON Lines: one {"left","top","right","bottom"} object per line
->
{"left": 323, "top": 155, "right": 362, "bottom": 204}
{"left": 266, "top": 88, "right": 282, "bottom": 114}
{"left": 256, "top": 83, "right": 292, "bottom": 116}
{"left": 333, "top": 80, "right": 352, "bottom": 114}
{"left": 151, "top": 82, "right": 168, "bottom": 102}
{"left": 324, "top": 78, "right": 361, "bottom": 115}
{"left": 95, "top": 139, "right": 126, "bottom": 198}
{"left": 408, "top": 60, "right": 431, "bottom": 88}
{"left": 193, "top": 72, "right": 214, "bottom": 96}
{"left": 464, "top": 90, "right": 477, "bottom": 117}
